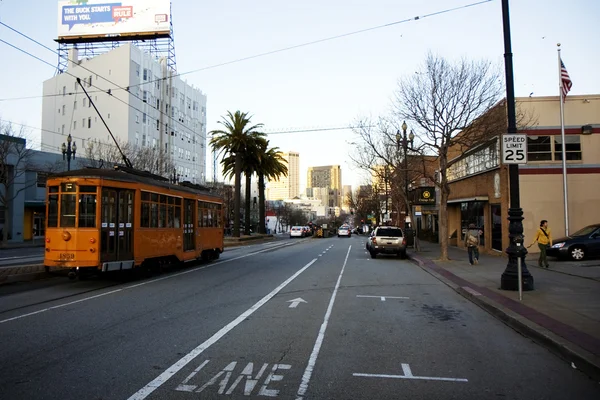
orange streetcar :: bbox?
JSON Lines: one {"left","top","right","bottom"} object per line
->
{"left": 44, "top": 167, "right": 224, "bottom": 279}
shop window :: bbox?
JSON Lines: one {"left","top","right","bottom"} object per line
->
{"left": 527, "top": 136, "right": 552, "bottom": 161}
{"left": 460, "top": 201, "right": 485, "bottom": 246}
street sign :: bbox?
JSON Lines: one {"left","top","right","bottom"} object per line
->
{"left": 502, "top": 134, "right": 528, "bottom": 164}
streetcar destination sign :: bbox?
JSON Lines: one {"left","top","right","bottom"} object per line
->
{"left": 502, "top": 134, "right": 528, "bottom": 164}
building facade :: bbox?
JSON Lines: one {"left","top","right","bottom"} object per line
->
{"left": 306, "top": 165, "right": 342, "bottom": 207}
{"left": 444, "top": 94, "right": 599, "bottom": 254}
{"left": 266, "top": 151, "right": 299, "bottom": 200}
{"left": 41, "top": 44, "right": 207, "bottom": 183}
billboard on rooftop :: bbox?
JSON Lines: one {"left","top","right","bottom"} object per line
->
{"left": 57, "top": 0, "right": 171, "bottom": 42}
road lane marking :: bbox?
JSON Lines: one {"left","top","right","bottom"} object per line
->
{"left": 296, "top": 245, "right": 351, "bottom": 400}
{"left": 354, "top": 363, "right": 468, "bottom": 382}
{"left": 127, "top": 258, "right": 318, "bottom": 400}
{"left": 0, "top": 241, "right": 298, "bottom": 325}
{"left": 287, "top": 298, "right": 307, "bottom": 308}
{"left": 356, "top": 295, "right": 409, "bottom": 302}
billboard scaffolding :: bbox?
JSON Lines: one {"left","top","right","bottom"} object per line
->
{"left": 55, "top": 0, "right": 176, "bottom": 73}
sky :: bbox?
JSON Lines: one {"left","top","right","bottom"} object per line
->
{"left": 0, "top": 0, "right": 599, "bottom": 193}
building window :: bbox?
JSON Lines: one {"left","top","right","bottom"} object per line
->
{"left": 83, "top": 98, "right": 87, "bottom": 107}
{"left": 554, "top": 136, "right": 582, "bottom": 161}
{"left": 73, "top": 121, "right": 76, "bottom": 130}
{"left": 527, "top": 136, "right": 552, "bottom": 161}
{"left": 447, "top": 140, "right": 499, "bottom": 182}
{"left": 143, "top": 91, "right": 148, "bottom": 102}
{"left": 82, "top": 118, "right": 85, "bottom": 128}
{"left": 61, "top": 124, "right": 65, "bottom": 134}
{"left": 527, "top": 135, "right": 582, "bottom": 161}
{"left": 88, "top": 75, "right": 92, "bottom": 87}
{"left": 143, "top": 68, "right": 148, "bottom": 81}
{"left": 157, "top": 119, "right": 160, "bottom": 130}
{"left": 63, "top": 86, "right": 66, "bottom": 96}
{"left": 88, "top": 117, "right": 91, "bottom": 128}
{"left": 136, "top": 114, "right": 139, "bottom": 123}
{"left": 461, "top": 201, "right": 485, "bottom": 246}
{"left": 143, "top": 113, "right": 147, "bottom": 124}
{"left": 36, "top": 172, "right": 48, "bottom": 188}
{"left": 62, "top": 105, "right": 65, "bottom": 115}
{"left": 73, "top": 100, "right": 77, "bottom": 110}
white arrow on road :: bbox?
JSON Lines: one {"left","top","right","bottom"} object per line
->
{"left": 287, "top": 298, "right": 307, "bottom": 308}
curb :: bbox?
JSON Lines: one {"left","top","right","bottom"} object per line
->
{"left": 410, "top": 254, "right": 600, "bottom": 381}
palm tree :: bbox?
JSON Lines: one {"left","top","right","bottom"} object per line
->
{"left": 209, "top": 111, "right": 265, "bottom": 237}
{"left": 241, "top": 137, "right": 268, "bottom": 235}
{"left": 255, "top": 142, "right": 288, "bottom": 234}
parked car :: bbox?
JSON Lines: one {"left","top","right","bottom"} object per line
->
{"left": 547, "top": 224, "right": 600, "bottom": 261}
{"left": 290, "top": 226, "right": 304, "bottom": 238}
{"left": 368, "top": 226, "right": 407, "bottom": 259}
{"left": 338, "top": 225, "right": 351, "bottom": 237}
{"left": 366, "top": 230, "right": 375, "bottom": 250}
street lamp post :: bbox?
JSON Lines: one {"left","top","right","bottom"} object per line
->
{"left": 500, "top": 0, "right": 534, "bottom": 291}
{"left": 61, "top": 134, "right": 76, "bottom": 171}
{"left": 398, "top": 121, "right": 414, "bottom": 229}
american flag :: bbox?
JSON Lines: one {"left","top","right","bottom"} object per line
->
{"left": 560, "top": 59, "right": 572, "bottom": 100}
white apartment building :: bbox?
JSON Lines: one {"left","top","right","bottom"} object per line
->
{"left": 266, "top": 151, "right": 299, "bottom": 200}
{"left": 41, "top": 44, "right": 207, "bottom": 183}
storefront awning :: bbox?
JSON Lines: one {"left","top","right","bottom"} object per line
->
{"left": 447, "top": 196, "right": 489, "bottom": 204}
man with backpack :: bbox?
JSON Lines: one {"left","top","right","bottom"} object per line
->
{"left": 528, "top": 219, "right": 552, "bottom": 268}
{"left": 464, "top": 223, "right": 481, "bottom": 265}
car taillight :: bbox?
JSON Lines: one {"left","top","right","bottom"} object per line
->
{"left": 372, "top": 238, "right": 377, "bottom": 245}
{"left": 402, "top": 238, "right": 406, "bottom": 245}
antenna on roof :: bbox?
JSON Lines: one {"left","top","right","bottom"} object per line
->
{"left": 77, "top": 78, "right": 133, "bottom": 168}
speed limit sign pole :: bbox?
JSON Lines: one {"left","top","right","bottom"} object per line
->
{"left": 500, "top": 0, "right": 534, "bottom": 292}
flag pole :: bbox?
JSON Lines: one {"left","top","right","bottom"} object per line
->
{"left": 557, "top": 43, "right": 569, "bottom": 236}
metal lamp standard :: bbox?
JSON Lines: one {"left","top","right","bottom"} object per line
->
{"left": 397, "top": 121, "right": 414, "bottom": 229}
{"left": 500, "top": 0, "right": 534, "bottom": 290}
{"left": 61, "top": 134, "right": 77, "bottom": 171}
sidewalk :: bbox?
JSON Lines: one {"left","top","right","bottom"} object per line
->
{"left": 410, "top": 241, "right": 600, "bottom": 380}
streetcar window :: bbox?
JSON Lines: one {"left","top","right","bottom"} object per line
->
{"left": 79, "top": 194, "right": 96, "bottom": 227}
{"left": 141, "top": 191, "right": 150, "bottom": 201}
{"left": 151, "top": 193, "right": 159, "bottom": 202}
{"left": 167, "top": 205, "right": 174, "bottom": 228}
{"left": 48, "top": 194, "right": 59, "bottom": 227}
{"left": 168, "top": 196, "right": 174, "bottom": 205}
{"left": 197, "top": 202, "right": 202, "bottom": 227}
{"left": 60, "top": 194, "right": 77, "bottom": 227}
{"left": 159, "top": 203, "right": 167, "bottom": 228}
{"left": 141, "top": 202, "right": 150, "bottom": 227}
{"left": 61, "top": 183, "right": 76, "bottom": 192}
{"left": 160, "top": 195, "right": 167, "bottom": 204}
{"left": 49, "top": 186, "right": 59, "bottom": 193}
{"left": 79, "top": 185, "right": 96, "bottom": 193}
{"left": 175, "top": 197, "right": 181, "bottom": 206}
{"left": 150, "top": 203, "right": 158, "bottom": 228}
{"left": 174, "top": 206, "right": 181, "bottom": 228}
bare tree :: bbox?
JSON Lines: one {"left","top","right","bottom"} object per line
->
{"left": 393, "top": 52, "right": 504, "bottom": 260}
{"left": 0, "top": 122, "right": 34, "bottom": 244}
{"left": 80, "top": 138, "right": 175, "bottom": 178}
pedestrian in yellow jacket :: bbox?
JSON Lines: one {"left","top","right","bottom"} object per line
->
{"left": 528, "top": 219, "right": 552, "bottom": 268}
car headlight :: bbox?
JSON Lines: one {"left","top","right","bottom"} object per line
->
{"left": 552, "top": 242, "right": 565, "bottom": 248}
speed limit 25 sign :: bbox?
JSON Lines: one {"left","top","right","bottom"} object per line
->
{"left": 502, "top": 134, "right": 527, "bottom": 164}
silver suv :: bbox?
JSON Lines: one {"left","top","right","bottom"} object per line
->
{"left": 368, "top": 226, "right": 407, "bottom": 259}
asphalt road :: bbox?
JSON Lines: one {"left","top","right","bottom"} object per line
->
{"left": 0, "top": 247, "right": 45, "bottom": 268}
{"left": 0, "top": 236, "right": 598, "bottom": 400}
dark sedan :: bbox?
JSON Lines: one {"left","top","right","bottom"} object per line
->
{"left": 547, "top": 224, "right": 600, "bottom": 261}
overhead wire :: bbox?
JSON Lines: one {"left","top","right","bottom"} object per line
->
{"left": 0, "top": 22, "right": 204, "bottom": 144}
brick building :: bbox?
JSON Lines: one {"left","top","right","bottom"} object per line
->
{"left": 444, "top": 94, "right": 599, "bottom": 254}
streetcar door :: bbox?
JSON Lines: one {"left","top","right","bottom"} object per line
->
{"left": 100, "top": 189, "right": 118, "bottom": 262}
{"left": 183, "top": 199, "right": 195, "bottom": 251}
{"left": 117, "top": 190, "right": 134, "bottom": 261}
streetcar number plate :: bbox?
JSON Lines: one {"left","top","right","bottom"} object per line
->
{"left": 59, "top": 253, "right": 75, "bottom": 261}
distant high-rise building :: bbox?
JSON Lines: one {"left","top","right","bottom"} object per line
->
{"left": 342, "top": 185, "right": 352, "bottom": 211}
{"left": 307, "top": 165, "right": 342, "bottom": 207}
{"left": 266, "top": 151, "right": 299, "bottom": 200}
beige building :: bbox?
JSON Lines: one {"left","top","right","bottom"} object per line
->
{"left": 266, "top": 151, "right": 300, "bottom": 200}
{"left": 306, "top": 165, "right": 342, "bottom": 207}
{"left": 444, "top": 94, "right": 599, "bottom": 255}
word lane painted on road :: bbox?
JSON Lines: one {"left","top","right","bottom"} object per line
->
{"left": 175, "top": 360, "right": 292, "bottom": 397}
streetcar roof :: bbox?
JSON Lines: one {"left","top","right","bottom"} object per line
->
{"left": 48, "top": 167, "right": 221, "bottom": 200}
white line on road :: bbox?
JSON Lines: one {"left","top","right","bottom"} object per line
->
{"left": 356, "top": 295, "right": 409, "bottom": 302}
{"left": 353, "top": 363, "right": 468, "bottom": 382}
{"left": 296, "top": 245, "right": 351, "bottom": 400}
{"left": 0, "top": 242, "right": 297, "bottom": 325}
{"left": 127, "top": 257, "right": 318, "bottom": 400}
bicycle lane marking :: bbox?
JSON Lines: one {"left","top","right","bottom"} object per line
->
{"left": 127, "top": 257, "right": 319, "bottom": 400}
{"left": 296, "top": 245, "right": 352, "bottom": 400}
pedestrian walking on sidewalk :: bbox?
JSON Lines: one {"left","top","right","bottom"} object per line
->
{"left": 464, "top": 223, "right": 480, "bottom": 265}
{"left": 528, "top": 219, "right": 552, "bottom": 268}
